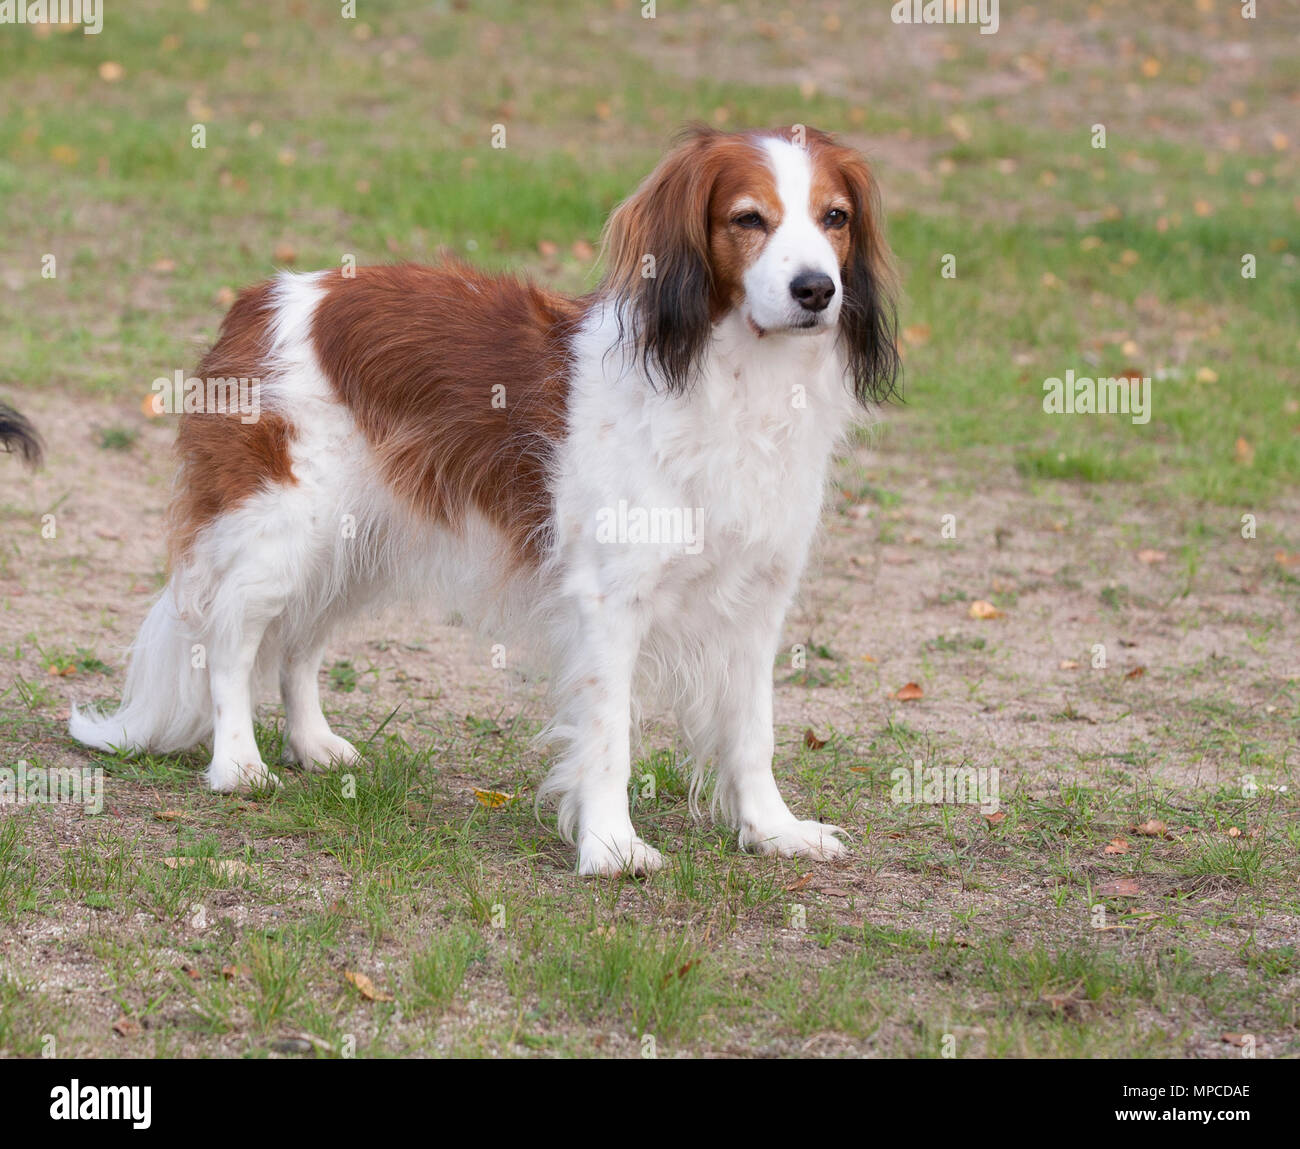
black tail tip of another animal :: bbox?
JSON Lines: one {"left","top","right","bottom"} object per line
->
{"left": 0, "top": 402, "right": 44, "bottom": 470}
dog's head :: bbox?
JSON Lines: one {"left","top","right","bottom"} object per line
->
{"left": 602, "top": 125, "right": 900, "bottom": 404}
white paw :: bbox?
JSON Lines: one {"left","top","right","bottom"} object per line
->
{"left": 741, "top": 819, "right": 848, "bottom": 861}
{"left": 208, "top": 759, "right": 281, "bottom": 793}
{"left": 282, "top": 731, "right": 360, "bottom": 772}
{"left": 577, "top": 829, "right": 665, "bottom": 877}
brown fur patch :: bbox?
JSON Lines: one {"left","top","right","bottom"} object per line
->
{"left": 170, "top": 282, "right": 297, "bottom": 564}
{"left": 311, "top": 262, "right": 583, "bottom": 565}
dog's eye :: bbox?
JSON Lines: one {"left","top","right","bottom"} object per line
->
{"left": 823, "top": 208, "right": 849, "bottom": 230}
{"left": 732, "top": 211, "right": 765, "bottom": 230}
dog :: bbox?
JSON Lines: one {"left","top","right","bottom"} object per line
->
{"left": 1, "top": 402, "right": 43, "bottom": 469}
{"left": 70, "top": 125, "right": 900, "bottom": 875}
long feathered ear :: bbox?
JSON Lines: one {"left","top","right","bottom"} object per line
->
{"left": 600, "top": 130, "right": 719, "bottom": 394}
{"left": 836, "top": 151, "right": 901, "bottom": 406}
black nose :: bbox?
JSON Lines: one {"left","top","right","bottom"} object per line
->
{"left": 789, "top": 271, "right": 836, "bottom": 312}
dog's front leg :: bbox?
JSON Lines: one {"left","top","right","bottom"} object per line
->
{"left": 543, "top": 597, "right": 663, "bottom": 877}
{"left": 703, "top": 625, "right": 848, "bottom": 862}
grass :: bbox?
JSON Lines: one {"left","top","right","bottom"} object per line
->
{"left": 0, "top": 0, "right": 1297, "bottom": 1058}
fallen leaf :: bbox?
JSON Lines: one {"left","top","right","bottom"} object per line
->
{"left": 345, "top": 970, "right": 394, "bottom": 1002}
{"left": 180, "top": 964, "right": 202, "bottom": 980}
{"left": 1059, "top": 659, "right": 1080, "bottom": 670}
{"left": 1235, "top": 436, "right": 1255, "bottom": 465}
{"left": 1103, "top": 837, "right": 1130, "bottom": 855}
{"left": 1137, "top": 549, "right": 1166, "bottom": 564}
{"left": 154, "top": 810, "right": 186, "bottom": 822}
{"left": 1097, "top": 878, "right": 1142, "bottom": 897}
{"left": 802, "top": 728, "right": 828, "bottom": 750}
{"left": 785, "top": 873, "right": 813, "bottom": 892}
{"left": 272, "top": 242, "right": 297, "bottom": 264}
{"left": 1226, "top": 826, "right": 1241, "bottom": 838}
{"left": 571, "top": 239, "right": 595, "bottom": 261}
{"left": 98, "top": 61, "right": 125, "bottom": 82}
{"left": 151, "top": 258, "right": 176, "bottom": 274}
{"left": 902, "top": 323, "right": 931, "bottom": 347}
{"left": 984, "top": 811, "right": 1006, "bottom": 825}
{"left": 895, "top": 682, "right": 924, "bottom": 701}
{"left": 472, "top": 788, "right": 513, "bottom": 808}
{"left": 221, "top": 964, "right": 251, "bottom": 980}
{"left": 537, "top": 240, "right": 559, "bottom": 258}
{"left": 112, "top": 1015, "right": 141, "bottom": 1037}
{"left": 1220, "top": 1032, "right": 1251, "bottom": 1047}
{"left": 1133, "top": 819, "right": 1168, "bottom": 838}
{"left": 1125, "top": 666, "right": 1146, "bottom": 680}
{"left": 1274, "top": 551, "right": 1300, "bottom": 567}
{"left": 142, "top": 391, "right": 165, "bottom": 418}
{"left": 968, "top": 600, "right": 1004, "bottom": 620}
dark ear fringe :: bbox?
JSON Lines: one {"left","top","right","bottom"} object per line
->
{"left": 0, "top": 402, "right": 43, "bottom": 469}
{"left": 839, "top": 255, "right": 901, "bottom": 406}
{"left": 601, "top": 127, "right": 719, "bottom": 394}
{"left": 625, "top": 246, "right": 714, "bottom": 395}
{"left": 838, "top": 157, "right": 902, "bottom": 407}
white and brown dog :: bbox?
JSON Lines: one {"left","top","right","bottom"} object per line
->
{"left": 71, "top": 126, "right": 900, "bottom": 876}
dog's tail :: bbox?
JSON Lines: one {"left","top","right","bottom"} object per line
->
{"left": 0, "top": 401, "right": 43, "bottom": 469}
{"left": 69, "top": 580, "right": 214, "bottom": 756}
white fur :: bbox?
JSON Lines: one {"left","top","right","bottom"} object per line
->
{"left": 71, "top": 142, "right": 860, "bottom": 874}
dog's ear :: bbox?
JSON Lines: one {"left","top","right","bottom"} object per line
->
{"left": 836, "top": 151, "right": 901, "bottom": 406}
{"left": 601, "top": 129, "right": 719, "bottom": 394}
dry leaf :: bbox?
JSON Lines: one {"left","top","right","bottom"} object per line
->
{"left": 1226, "top": 826, "right": 1241, "bottom": 838}
{"left": 154, "top": 810, "right": 186, "bottom": 822}
{"left": 537, "top": 240, "right": 559, "bottom": 258}
{"left": 895, "top": 682, "right": 924, "bottom": 701}
{"left": 221, "top": 964, "right": 251, "bottom": 980}
{"left": 1103, "top": 837, "right": 1130, "bottom": 855}
{"left": 112, "top": 1015, "right": 141, "bottom": 1037}
{"left": 472, "top": 788, "right": 513, "bottom": 808}
{"left": 802, "top": 728, "right": 828, "bottom": 750}
{"left": 968, "top": 600, "right": 1004, "bottom": 620}
{"left": 1059, "top": 659, "right": 1080, "bottom": 670}
{"left": 1137, "top": 549, "right": 1166, "bottom": 564}
{"left": 1097, "top": 878, "right": 1141, "bottom": 897}
{"left": 785, "top": 872, "right": 813, "bottom": 892}
{"left": 345, "top": 970, "right": 394, "bottom": 1002}
{"left": 98, "top": 61, "right": 125, "bottom": 82}
{"left": 984, "top": 811, "right": 1006, "bottom": 825}
{"left": 272, "top": 242, "right": 297, "bottom": 264}
{"left": 1125, "top": 666, "right": 1146, "bottom": 680}
{"left": 1133, "top": 819, "right": 1168, "bottom": 838}
{"left": 1235, "top": 436, "right": 1255, "bottom": 465}
{"left": 1220, "top": 1032, "right": 1251, "bottom": 1047}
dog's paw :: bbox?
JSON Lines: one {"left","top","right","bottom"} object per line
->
{"left": 207, "top": 759, "right": 281, "bottom": 793}
{"left": 741, "top": 819, "right": 848, "bottom": 861}
{"left": 282, "top": 731, "right": 360, "bottom": 772}
{"left": 577, "top": 830, "right": 665, "bottom": 877}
